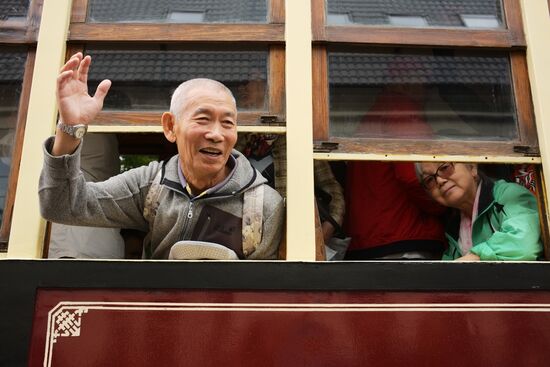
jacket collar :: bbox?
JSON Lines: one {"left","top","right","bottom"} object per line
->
{"left": 445, "top": 172, "right": 495, "bottom": 241}
{"left": 160, "top": 149, "right": 263, "bottom": 197}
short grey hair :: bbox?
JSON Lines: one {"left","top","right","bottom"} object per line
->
{"left": 170, "top": 78, "right": 236, "bottom": 120}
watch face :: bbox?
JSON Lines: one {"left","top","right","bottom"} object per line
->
{"left": 74, "top": 127, "right": 86, "bottom": 139}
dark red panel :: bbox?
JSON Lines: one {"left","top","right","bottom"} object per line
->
{"left": 29, "top": 290, "right": 550, "bottom": 367}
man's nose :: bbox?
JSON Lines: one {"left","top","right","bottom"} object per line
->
{"left": 205, "top": 121, "right": 224, "bottom": 142}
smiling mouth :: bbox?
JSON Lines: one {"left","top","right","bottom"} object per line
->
{"left": 199, "top": 148, "right": 222, "bottom": 157}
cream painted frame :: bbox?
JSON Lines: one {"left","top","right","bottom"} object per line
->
{"left": 284, "top": 0, "right": 316, "bottom": 260}
{"left": 7, "top": 0, "right": 72, "bottom": 258}
{"left": 521, "top": 0, "right": 550, "bottom": 238}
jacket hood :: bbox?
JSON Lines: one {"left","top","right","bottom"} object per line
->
{"left": 160, "top": 149, "right": 267, "bottom": 197}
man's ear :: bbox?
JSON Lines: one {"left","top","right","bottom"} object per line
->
{"left": 162, "top": 112, "right": 176, "bottom": 143}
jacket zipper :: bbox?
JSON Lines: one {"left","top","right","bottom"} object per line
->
{"left": 187, "top": 201, "right": 194, "bottom": 219}
{"left": 178, "top": 199, "right": 196, "bottom": 241}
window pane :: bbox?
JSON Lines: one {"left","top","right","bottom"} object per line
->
{"left": 0, "top": 49, "right": 26, "bottom": 223}
{"left": 327, "top": 0, "right": 504, "bottom": 29}
{"left": 87, "top": 0, "right": 268, "bottom": 23}
{"left": 0, "top": 0, "right": 29, "bottom": 22}
{"left": 86, "top": 48, "right": 268, "bottom": 111}
{"left": 328, "top": 49, "right": 517, "bottom": 141}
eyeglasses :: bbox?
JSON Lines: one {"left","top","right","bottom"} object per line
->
{"left": 421, "top": 162, "right": 455, "bottom": 190}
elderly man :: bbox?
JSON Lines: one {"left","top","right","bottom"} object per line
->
{"left": 39, "top": 53, "right": 285, "bottom": 259}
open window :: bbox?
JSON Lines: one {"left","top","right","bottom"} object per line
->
{"left": 312, "top": 0, "right": 547, "bottom": 261}
{"left": 42, "top": 0, "right": 287, "bottom": 259}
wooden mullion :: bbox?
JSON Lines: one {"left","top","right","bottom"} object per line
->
{"left": 502, "top": 0, "right": 525, "bottom": 45}
{"left": 0, "top": 37, "right": 36, "bottom": 45}
{"left": 68, "top": 23, "right": 285, "bottom": 43}
{"left": 269, "top": 0, "right": 285, "bottom": 24}
{"left": 25, "top": 0, "right": 43, "bottom": 41}
{"left": 0, "top": 21, "right": 27, "bottom": 31}
{"left": 325, "top": 137, "right": 536, "bottom": 159}
{"left": 93, "top": 111, "right": 277, "bottom": 126}
{"left": 312, "top": 45, "right": 328, "bottom": 141}
{"left": 71, "top": 0, "right": 88, "bottom": 23}
{"left": 66, "top": 43, "right": 85, "bottom": 59}
{"left": 0, "top": 50, "right": 36, "bottom": 246}
{"left": 510, "top": 52, "right": 538, "bottom": 147}
{"left": 268, "top": 45, "right": 285, "bottom": 119}
{"left": 325, "top": 27, "right": 525, "bottom": 49}
{"left": 311, "top": 0, "right": 326, "bottom": 41}
{"left": 42, "top": 221, "right": 51, "bottom": 258}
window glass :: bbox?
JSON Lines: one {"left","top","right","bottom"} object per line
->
{"left": 87, "top": 0, "right": 268, "bottom": 23}
{"left": 0, "top": 49, "right": 26, "bottom": 223}
{"left": 0, "top": 0, "right": 30, "bottom": 22}
{"left": 86, "top": 47, "right": 268, "bottom": 111}
{"left": 326, "top": 0, "right": 504, "bottom": 29}
{"left": 328, "top": 48, "right": 517, "bottom": 141}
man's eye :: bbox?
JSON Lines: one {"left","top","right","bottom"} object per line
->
{"left": 223, "top": 120, "right": 235, "bottom": 126}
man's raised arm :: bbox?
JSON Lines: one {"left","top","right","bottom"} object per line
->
{"left": 52, "top": 52, "right": 111, "bottom": 156}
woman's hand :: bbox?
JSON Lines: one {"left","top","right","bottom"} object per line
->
{"left": 455, "top": 253, "right": 481, "bottom": 261}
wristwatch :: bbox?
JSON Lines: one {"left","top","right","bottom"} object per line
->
{"left": 57, "top": 122, "right": 87, "bottom": 139}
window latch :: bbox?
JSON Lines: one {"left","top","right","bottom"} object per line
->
{"left": 259, "top": 115, "right": 279, "bottom": 124}
{"left": 314, "top": 141, "right": 339, "bottom": 153}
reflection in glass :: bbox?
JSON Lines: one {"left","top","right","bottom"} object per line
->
{"left": 327, "top": 0, "right": 504, "bottom": 29}
{"left": 87, "top": 0, "right": 268, "bottom": 23}
{"left": 328, "top": 49, "right": 517, "bottom": 141}
{"left": 86, "top": 48, "right": 268, "bottom": 111}
{"left": 0, "top": 50, "right": 26, "bottom": 223}
{"left": 0, "top": 0, "right": 29, "bottom": 21}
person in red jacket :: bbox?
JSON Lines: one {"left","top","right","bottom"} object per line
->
{"left": 344, "top": 83, "right": 446, "bottom": 260}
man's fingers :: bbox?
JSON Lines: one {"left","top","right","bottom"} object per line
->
{"left": 93, "top": 79, "right": 112, "bottom": 104}
{"left": 78, "top": 55, "right": 92, "bottom": 83}
{"left": 59, "top": 53, "right": 82, "bottom": 74}
{"left": 56, "top": 70, "right": 74, "bottom": 90}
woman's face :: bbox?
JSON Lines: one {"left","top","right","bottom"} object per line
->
{"left": 420, "top": 162, "right": 478, "bottom": 209}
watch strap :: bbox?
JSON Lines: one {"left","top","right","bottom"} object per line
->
{"left": 57, "top": 122, "right": 87, "bottom": 138}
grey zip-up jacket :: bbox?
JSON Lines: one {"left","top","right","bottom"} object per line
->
{"left": 39, "top": 137, "right": 285, "bottom": 259}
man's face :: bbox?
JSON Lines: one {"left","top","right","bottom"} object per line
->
{"left": 174, "top": 86, "right": 238, "bottom": 185}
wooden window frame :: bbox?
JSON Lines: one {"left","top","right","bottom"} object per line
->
{"left": 70, "top": 0, "right": 284, "bottom": 42}
{"left": 0, "top": 0, "right": 43, "bottom": 43}
{"left": 0, "top": 0, "right": 43, "bottom": 250}
{"left": 313, "top": 0, "right": 524, "bottom": 48}
{"left": 68, "top": 0, "right": 286, "bottom": 129}
{"left": 311, "top": 0, "right": 538, "bottom": 159}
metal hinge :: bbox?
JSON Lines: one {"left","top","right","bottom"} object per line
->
{"left": 513, "top": 145, "right": 540, "bottom": 157}
{"left": 259, "top": 115, "right": 280, "bottom": 124}
{"left": 314, "top": 141, "right": 339, "bottom": 153}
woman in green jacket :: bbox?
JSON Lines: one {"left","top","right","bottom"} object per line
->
{"left": 416, "top": 162, "right": 543, "bottom": 261}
